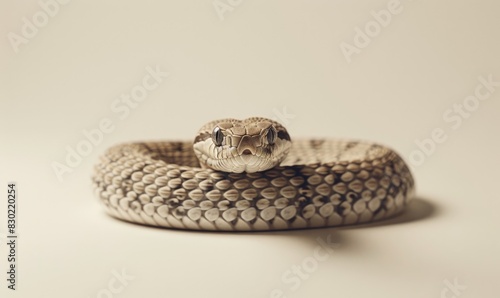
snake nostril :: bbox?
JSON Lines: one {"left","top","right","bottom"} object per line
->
{"left": 241, "top": 149, "right": 252, "bottom": 155}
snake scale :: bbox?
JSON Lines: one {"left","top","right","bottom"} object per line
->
{"left": 92, "top": 117, "right": 415, "bottom": 231}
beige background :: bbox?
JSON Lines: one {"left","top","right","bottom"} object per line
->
{"left": 1, "top": 0, "right": 499, "bottom": 297}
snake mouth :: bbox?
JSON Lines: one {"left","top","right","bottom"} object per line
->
{"left": 205, "top": 154, "right": 278, "bottom": 173}
{"left": 241, "top": 149, "right": 253, "bottom": 155}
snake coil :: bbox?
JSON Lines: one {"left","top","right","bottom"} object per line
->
{"left": 92, "top": 118, "right": 415, "bottom": 231}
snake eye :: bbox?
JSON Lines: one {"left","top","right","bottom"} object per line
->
{"left": 266, "top": 126, "right": 277, "bottom": 145}
{"left": 212, "top": 126, "right": 224, "bottom": 146}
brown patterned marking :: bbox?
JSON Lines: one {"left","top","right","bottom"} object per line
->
{"left": 241, "top": 188, "right": 258, "bottom": 200}
{"left": 232, "top": 178, "right": 250, "bottom": 189}
{"left": 188, "top": 189, "right": 204, "bottom": 201}
{"left": 261, "top": 188, "right": 277, "bottom": 199}
{"left": 332, "top": 183, "right": 347, "bottom": 194}
{"left": 271, "top": 177, "right": 288, "bottom": 188}
{"left": 173, "top": 188, "right": 186, "bottom": 200}
{"left": 252, "top": 178, "right": 269, "bottom": 189}
{"left": 310, "top": 139, "right": 325, "bottom": 150}
{"left": 183, "top": 200, "right": 196, "bottom": 209}
{"left": 280, "top": 186, "right": 297, "bottom": 198}
{"left": 223, "top": 189, "right": 239, "bottom": 201}
{"left": 315, "top": 184, "right": 331, "bottom": 196}
{"left": 206, "top": 189, "right": 221, "bottom": 201}
{"left": 343, "top": 141, "right": 357, "bottom": 149}
{"left": 256, "top": 199, "right": 270, "bottom": 210}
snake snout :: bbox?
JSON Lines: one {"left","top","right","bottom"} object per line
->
{"left": 236, "top": 135, "right": 258, "bottom": 155}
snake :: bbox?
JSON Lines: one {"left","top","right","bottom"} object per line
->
{"left": 92, "top": 117, "right": 415, "bottom": 231}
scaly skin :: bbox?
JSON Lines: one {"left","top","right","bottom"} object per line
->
{"left": 92, "top": 139, "right": 415, "bottom": 231}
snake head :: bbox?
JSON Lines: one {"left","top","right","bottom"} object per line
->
{"left": 193, "top": 117, "right": 292, "bottom": 173}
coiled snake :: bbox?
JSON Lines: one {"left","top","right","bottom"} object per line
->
{"left": 92, "top": 117, "right": 415, "bottom": 231}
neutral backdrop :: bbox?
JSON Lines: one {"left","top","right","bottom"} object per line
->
{"left": 1, "top": 1, "right": 499, "bottom": 297}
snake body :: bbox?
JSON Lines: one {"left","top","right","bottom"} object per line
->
{"left": 92, "top": 118, "right": 415, "bottom": 231}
